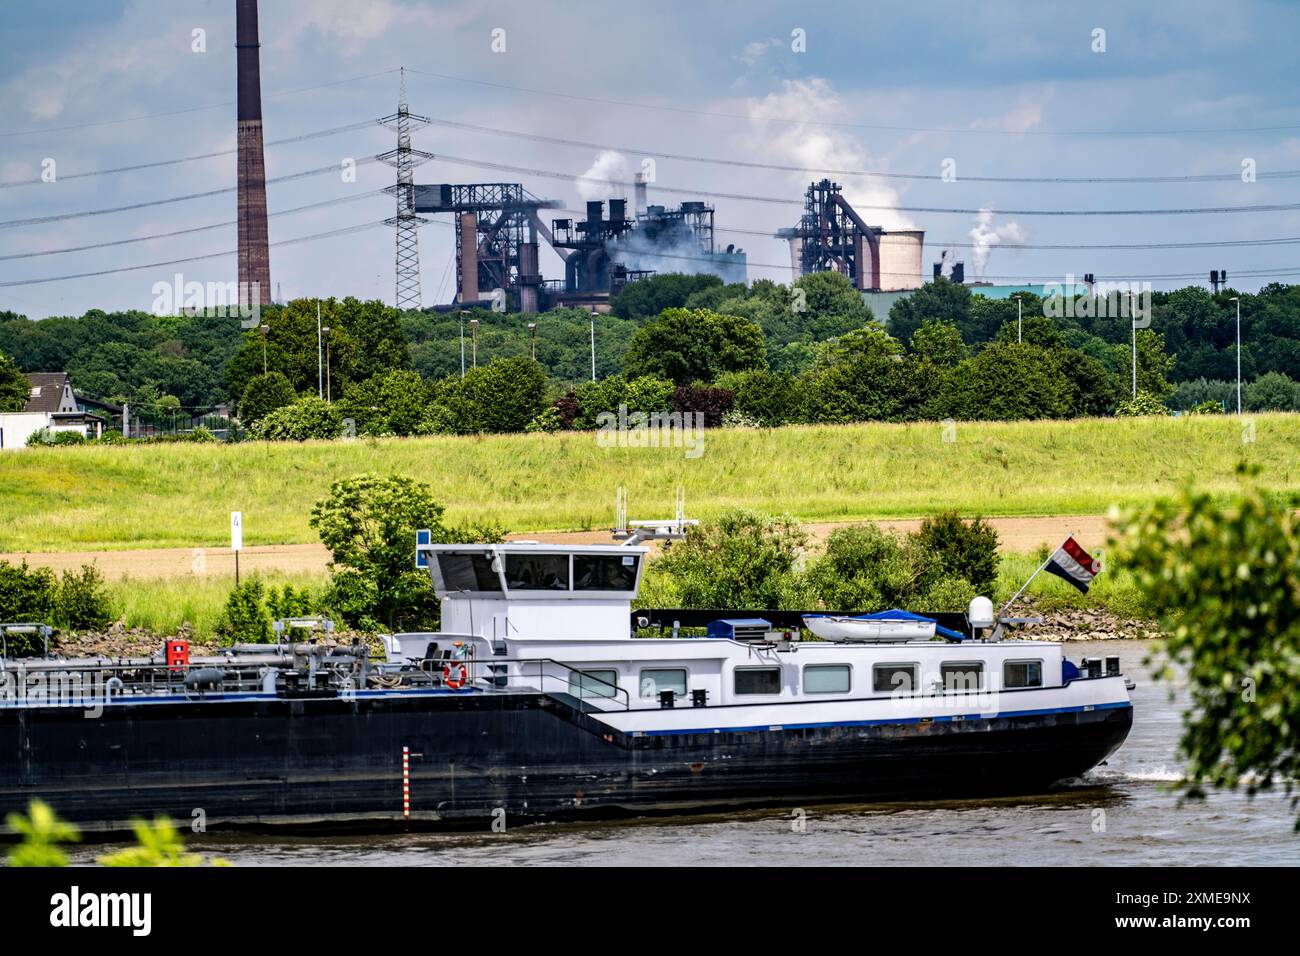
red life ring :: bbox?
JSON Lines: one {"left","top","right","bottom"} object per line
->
{"left": 443, "top": 662, "right": 469, "bottom": 690}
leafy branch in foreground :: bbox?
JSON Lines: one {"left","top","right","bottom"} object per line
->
{"left": 1111, "top": 464, "right": 1300, "bottom": 824}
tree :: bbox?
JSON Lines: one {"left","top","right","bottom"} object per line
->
{"left": 714, "top": 369, "right": 807, "bottom": 425}
{"left": 928, "top": 342, "right": 1072, "bottom": 421}
{"left": 995, "top": 314, "right": 1063, "bottom": 350}
{"left": 887, "top": 277, "right": 972, "bottom": 344}
{"left": 1244, "top": 371, "right": 1299, "bottom": 411}
{"left": 439, "top": 357, "right": 547, "bottom": 434}
{"left": 239, "top": 372, "right": 297, "bottom": 426}
{"left": 909, "top": 320, "right": 968, "bottom": 368}
{"left": 1111, "top": 329, "right": 1176, "bottom": 400}
{"left": 611, "top": 273, "right": 724, "bottom": 321}
{"left": 1113, "top": 468, "right": 1300, "bottom": 824}
{"left": 337, "top": 369, "right": 433, "bottom": 436}
{"left": 621, "top": 308, "right": 766, "bottom": 384}
{"left": 0, "top": 348, "right": 27, "bottom": 411}
{"left": 1055, "top": 349, "right": 1119, "bottom": 417}
{"left": 309, "top": 474, "right": 502, "bottom": 630}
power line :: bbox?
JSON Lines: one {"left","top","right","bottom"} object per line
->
{"left": 435, "top": 153, "right": 1300, "bottom": 216}
{"left": 0, "top": 120, "right": 380, "bottom": 189}
{"left": 0, "top": 189, "right": 387, "bottom": 261}
{"left": 0, "top": 220, "right": 389, "bottom": 288}
{"left": 426, "top": 116, "right": 1300, "bottom": 184}
{"left": 0, "top": 69, "right": 400, "bottom": 139}
{"left": 406, "top": 68, "right": 1300, "bottom": 137}
{"left": 0, "top": 156, "right": 385, "bottom": 229}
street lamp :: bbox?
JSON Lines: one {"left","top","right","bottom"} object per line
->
{"left": 1012, "top": 294, "right": 1022, "bottom": 343}
{"left": 316, "top": 301, "right": 323, "bottom": 399}
{"left": 470, "top": 318, "right": 479, "bottom": 369}
{"left": 589, "top": 310, "right": 599, "bottom": 382}
{"left": 322, "top": 326, "right": 332, "bottom": 402}
{"left": 1230, "top": 296, "right": 1241, "bottom": 413}
{"left": 1129, "top": 289, "right": 1137, "bottom": 398}
{"left": 259, "top": 323, "right": 270, "bottom": 375}
{"left": 458, "top": 310, "right": 470, "bottom": 379}
{"left": 527, "top": 322, "right": 537, "bottom": 360}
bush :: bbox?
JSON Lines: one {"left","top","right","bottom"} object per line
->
{"left": 215, "top": 578, "right": 273, "bottom": 645}
{"left": 910, "top": 512, "right": 1000, "bottom": 594}
{"left": 1115, "top": 390, "right": 1169, "bottom": 417}
{"left": 713, "top": 369, "right": 807, "bottom": 426}
{"left": 337, "top": 369, "right": 434, "bottom": 436}
{"left": 55, "top": 565, "right": 113, "bottom": 631}
{"left": 434, "top": 357, "right": 547, "bottom": 434}
{"left": 0, "top": 561, "right": 56, "bottom": 653}
{"left": 267, "top": 583, "right": 315, "bottom": 620}
{"left": 648, "top": 510, "right": 809, "bottom": 610}
{"left": 251, "top": 397, "right": 344, "bottom": 441}
{"left": 1244, "top": 371, "right": 1299, "bottom": 412}
{"left": 670, "top": 385, "right": 734, "bottom": 427}
{"left": 805, "top": 525, "right": 921, "bottom": 611}
{"left": 571, "top": 375, "right": 675, "bottom": 430}
{"left": 239, "top": 372, "right": 296, "bottom": 426}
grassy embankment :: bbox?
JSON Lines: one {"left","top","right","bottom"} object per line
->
{"left": 3, "top": 414, "right": 1297, "bottom": 552}
{"left": 4, "top": 414, "right": 1295, "bottom": 638}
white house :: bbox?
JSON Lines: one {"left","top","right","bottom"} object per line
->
{"left": 0, "top": 373, "right": 102, "bottom": 450}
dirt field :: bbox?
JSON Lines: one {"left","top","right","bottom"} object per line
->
{"left": 0, "top": 514, "right": 1113, "bottom": 581}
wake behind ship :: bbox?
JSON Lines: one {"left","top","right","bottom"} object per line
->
{"left": 0, "top": 541, "right": 1132, "bottom": 832}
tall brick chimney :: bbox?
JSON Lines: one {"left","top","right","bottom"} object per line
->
{"left": 235, "top": 0, "right": 271, "bottom": 309}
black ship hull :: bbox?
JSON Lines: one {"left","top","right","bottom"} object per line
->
{"left": 0, "top": 690, "right": 1133, "bottom": 832}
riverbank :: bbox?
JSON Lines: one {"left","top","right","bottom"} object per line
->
{"left": 3, "top": 415, "right": 1296, "bottom": 552}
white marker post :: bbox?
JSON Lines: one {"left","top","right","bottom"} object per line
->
{"left": 231, "top": 511, "right": 243, "bottom": 586}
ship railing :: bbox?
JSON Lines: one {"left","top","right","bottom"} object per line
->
{"left": 455, "top": 656, "right": 631, "bottom": 712}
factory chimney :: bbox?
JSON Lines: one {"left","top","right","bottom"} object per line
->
{"left": 235, "top": 0, "right": 271, "bottom": 310}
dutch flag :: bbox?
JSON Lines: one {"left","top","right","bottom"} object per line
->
{"left": 1043, "top": 536, "right": 1101, "bottom": 593}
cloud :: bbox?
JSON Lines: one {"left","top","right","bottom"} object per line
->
{"left": 969, "top": 89, "right": 1054, "bottom": 133}
{"left": 742, "top": 77, "right": 914, "bottom": 229}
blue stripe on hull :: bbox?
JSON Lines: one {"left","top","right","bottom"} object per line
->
{"left": 634, "top": 700, "right": 1133, "bottom": 736}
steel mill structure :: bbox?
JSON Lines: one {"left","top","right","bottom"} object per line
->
{"left": 234, "top": 0, "right": 271, "bottom": 309}
{"left": 777, "top": 179, "right": 924, "bottom": 292}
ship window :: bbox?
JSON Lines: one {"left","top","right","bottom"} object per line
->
{"left": 574, "top": 554, "right": 639, "bottom": 591}
{"left": 639, "top": 668, "right": 687, "bottom": 699}
{"left": 436, "top": 553, "right": 502, "bottom": 592}
{"left": 569, "top": 669, "right": 619, "bottom": 699}
{"left": 1004, "top": 660, "right": 1043, "bottom": 689}
{"left": 873, "top": 663, "right": 917, "bottom": 694}
{"left": 941, "top": 661, "right": 984, "bottom": 692}
{"left": 803, "top": 664, "right": 851, "bottom": 694}
{"left": 734, "top": 667, "right": 781, "bottom": 696}
{"left": 505, "top": 553, "right": 570, "bottom": 591}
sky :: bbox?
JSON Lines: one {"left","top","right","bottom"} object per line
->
{"left": 1, "top": 0, "right": 1298, "bottom": 320}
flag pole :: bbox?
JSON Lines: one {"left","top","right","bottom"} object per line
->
{"left": 997, "top": 537, "right": 1071, "bottom": 622}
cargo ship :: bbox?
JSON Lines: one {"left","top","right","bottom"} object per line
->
{"left": 0, "top": 541, "right": 1132, "bottom": 832}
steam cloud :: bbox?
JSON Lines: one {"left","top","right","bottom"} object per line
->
{"left": 968, "top": 208, "right": 1027, "bottom": 276}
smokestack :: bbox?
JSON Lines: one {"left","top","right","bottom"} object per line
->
{"left": 634, "top": 172, "right": 649, "bottom": 216}
{"left": 236, "top": 0, "right": 271, "bottom": 310}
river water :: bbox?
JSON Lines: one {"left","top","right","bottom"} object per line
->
{"left": 73, "top": 640, "right": 1298, "bottom": 866}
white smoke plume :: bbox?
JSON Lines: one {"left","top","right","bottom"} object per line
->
{"left": 742, "top": 78, "right": 914, "bottom": 230}
{"left": 576, "top": 150, "right": 630, "bottom": 202}
{"left": 968, "top": 208, "right": 1027, "bottom": 277}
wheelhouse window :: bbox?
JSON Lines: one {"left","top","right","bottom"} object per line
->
{"left": 873, "top": 663, "right": 918, "bottom": 694}
{"left": 803, "top": 664, "right": 851, "bottom": 694}
{"left": 1004, "top": 660, "right": 1043, "bottom": 689}
{"left": 639, "top": 668, "right": 687, "bottom": 699}
{"left": 574, "top": 554, "right": 639, "bottom": 591}
{"left": 734, "top": 667, "right": 781, "bottom": 696}
{"left": 941, "top": 661, "right": 984, "bottom": 692}
{"left": 569, "top": 669, "right": 619, "bottom": 699}
{"left": 505, "top": 553, "right": 569, "bottom": 591}
{"left": 436, "top": 553, "right": 502, "bottom": 592}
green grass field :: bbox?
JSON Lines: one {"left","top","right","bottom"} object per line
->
{"left": 3, "top": 414, "right": 1297, "bottom": 553}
